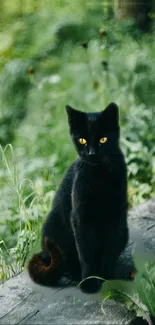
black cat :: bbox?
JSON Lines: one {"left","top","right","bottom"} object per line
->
{"left": 28, "top": 102, "right": 129, "bottom": 293}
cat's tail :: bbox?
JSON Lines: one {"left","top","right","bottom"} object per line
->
{"left": 28, "top": 237, "right": 65, "bottom": 286}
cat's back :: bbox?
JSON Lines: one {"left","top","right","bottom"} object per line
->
{"left": 52, "top": 158, "right": 80, "bottom": 211}
{"left": 42, "top": 158, "right": 79, "bottom": 242}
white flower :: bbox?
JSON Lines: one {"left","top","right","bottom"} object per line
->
{"left": 48, "top": 74, "right": 60, "bottom": 84}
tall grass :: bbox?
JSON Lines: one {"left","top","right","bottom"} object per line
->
{"left": 0, "top": 144, "right": 54, "bottom": 281}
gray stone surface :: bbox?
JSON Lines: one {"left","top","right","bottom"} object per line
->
{"left": 0, "top": 198, "right": 155, "bottom": 325}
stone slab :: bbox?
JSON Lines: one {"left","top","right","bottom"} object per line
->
{"left": 0, "top": 198, "right": 155, "bottom": 325}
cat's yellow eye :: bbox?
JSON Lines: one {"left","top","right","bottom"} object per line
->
{"left": 79, "top": 138, "right": 87, "bottom": 145}
{"left": 99, "top": 137, "right": 107, "bottom": 144}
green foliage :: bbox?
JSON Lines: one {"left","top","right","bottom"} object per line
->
{"left": 101, "top": 258, "right": 155, "bottom": 324}
{"left": 0, "top": 1, "right": 155, "bottom": 280}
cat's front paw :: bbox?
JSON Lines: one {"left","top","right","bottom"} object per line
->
{"left": 79, "top": 277, "right": 102, "bottom": 294}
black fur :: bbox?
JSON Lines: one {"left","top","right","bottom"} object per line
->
{"left": 28, "top": 102, "right": 129, "bottom": 294}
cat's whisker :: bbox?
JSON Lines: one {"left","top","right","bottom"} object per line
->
{"left": 103, "top": 157, "right": 113, "bottom": 173}
{"left": 106, "top": 157, "right": 115, "bottom": 170}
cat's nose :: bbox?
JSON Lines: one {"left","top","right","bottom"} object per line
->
{"left": 88, "top": 148, "right": 96, "bottom": 155}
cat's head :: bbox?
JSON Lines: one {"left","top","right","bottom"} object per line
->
{"left": 66, "top": 102, "right": 120, "bottom": 163}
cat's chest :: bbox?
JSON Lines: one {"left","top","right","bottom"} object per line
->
{"left": 72, "top": 166, "right": 120, "bottom": 204}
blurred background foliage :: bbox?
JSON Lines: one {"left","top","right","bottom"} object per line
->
{"left": 0, "top": 0, "right": 155, "bottom": 281}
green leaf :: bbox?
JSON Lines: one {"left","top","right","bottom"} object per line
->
{"left": 101, "top": 287, "right": 151, "bottom": 324}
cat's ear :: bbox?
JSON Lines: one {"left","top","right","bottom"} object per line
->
{"left": 65, "top": 105, "right": 77, "bottom": 119}
{"left": 104, "top": 102, "right": 119, "bottom": 119}
{"left": 65, "top": 105, "right": 86, "bottom": 131}
{"left": 103, "top": 102, "right": 119, "bottom": 129}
